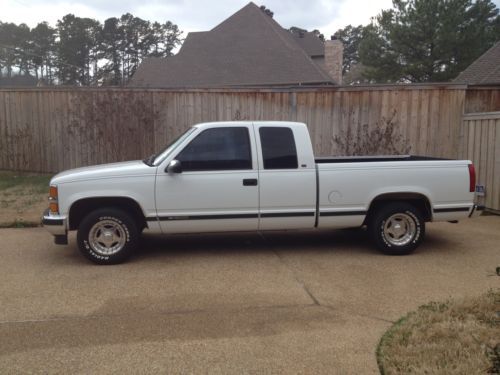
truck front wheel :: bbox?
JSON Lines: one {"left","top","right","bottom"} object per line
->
{"left": 76, "top": 208, "right": 138, "bottom": 264}
{"left": 369, "top": 202, "right": 425, "bottom": 255}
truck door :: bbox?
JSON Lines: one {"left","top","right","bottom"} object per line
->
{"left": 155, "top": 125, "right": 259, "bottom": 233}
{"left": 254, "top": 124, "right": 317, "bottom": 230}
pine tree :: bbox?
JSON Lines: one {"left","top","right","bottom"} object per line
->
{"left": 31, "top": 22, "right": 56, "bottom": 82}
{"left": 359, "top": 0, "right": 500, "bottom": 82}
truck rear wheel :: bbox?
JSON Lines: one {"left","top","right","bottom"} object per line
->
{"left": 76, "top": 208, "right": 138, "bottom": 264}
{"left": 369, "top": 202, "right": 425, "bottom": 255}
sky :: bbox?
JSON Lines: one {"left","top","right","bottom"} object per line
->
{"left": 0, "top": 0, "right": 400, "bottom": 38}
{"left": 2, "top": 0, "right": 500, "bottom": 42}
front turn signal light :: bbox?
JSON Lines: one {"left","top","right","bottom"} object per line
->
{"left": 49, "top": 185, "right": 58, "bottom": 199}
{"left": 49, "top": 185, "right": 59, "bottom": 214}
{"left": 49, "top": 202, "right": 59, "bottom": 213}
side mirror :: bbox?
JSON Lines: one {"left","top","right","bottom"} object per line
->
{"left": 166, "top": 159, "right": 182, "bottom": 174}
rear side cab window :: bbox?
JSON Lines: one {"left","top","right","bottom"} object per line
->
{"left": 175, "top": 127, "right": 252, "bottom": 171}
{"left": 259, "top": 127, "right": 298, "bottom": 169}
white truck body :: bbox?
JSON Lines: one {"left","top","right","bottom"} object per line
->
{"left": 42, "top": 121, "right": 482, "bottom": 263}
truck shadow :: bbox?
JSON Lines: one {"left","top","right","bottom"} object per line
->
{"left": 132, "top": 227, "right": 455, "bottom": 262}
{"left": 137, "top": 228, "right": 366, "bottom": 255}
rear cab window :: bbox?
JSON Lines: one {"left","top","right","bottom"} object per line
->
{"left": 259, "top": 127, "right": 298, "bottom": 169}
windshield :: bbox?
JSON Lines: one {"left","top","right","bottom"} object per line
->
{"left": 147, "top": 127, "right": 196, "bottom": 166}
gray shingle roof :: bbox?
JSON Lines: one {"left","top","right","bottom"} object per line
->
{"left": 454, "top": 41, "right": 500, "bottom": 84}
{"left": 291, "top": 32, "right": 325, "bottom": 57}
{"left": 0, "top": 75, "right": 37, "bottom": 87}
{"left": 130, "top": 2, "right": 332, "bottom": 88}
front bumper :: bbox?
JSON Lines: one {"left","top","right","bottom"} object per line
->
{"left": 42, "top": 208, "right": 68, "bottom": 236}
{"left": 469, "top": 204, "right": 485, "bottom": 218}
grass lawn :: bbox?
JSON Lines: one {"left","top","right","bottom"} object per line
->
{"left": 377, "top": 290, "right": 500, "bottom": 374}
{"left": 0, "top": 171, "right": 52, "bottom": 227}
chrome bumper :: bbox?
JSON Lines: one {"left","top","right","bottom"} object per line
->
{"left": 469, "top": 204, "right": 485, "bottom": 218}
{"left": 42, "top": 208, "right": 68, "bottom": 236}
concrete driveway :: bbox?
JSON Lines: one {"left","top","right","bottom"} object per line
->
{"left": 0, "top": 216, "right": 498, "bottom": 374}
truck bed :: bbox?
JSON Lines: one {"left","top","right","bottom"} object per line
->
{"left": 315, "top": 155, "right": 449, "bottom": 163}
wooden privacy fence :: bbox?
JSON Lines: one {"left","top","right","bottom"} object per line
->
{"left": 0, "top": 85, "right": 470, "bottom": 174}
{"left": 462, "top": 111, "right": 500, "bottom": 212}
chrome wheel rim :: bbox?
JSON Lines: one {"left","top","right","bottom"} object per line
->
{"left": 383, "top": 213, "right": 416, "bottom": 246}
{"left": 89, "top": 220, "right": 126, "bottom": 256}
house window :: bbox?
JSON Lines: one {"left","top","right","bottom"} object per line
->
{"left": 176, "top": 127, "right": 252, "bottom": 171}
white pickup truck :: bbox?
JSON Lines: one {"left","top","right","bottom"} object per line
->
{"left": 43, "top": 121, "right": 483, "bottom": 264}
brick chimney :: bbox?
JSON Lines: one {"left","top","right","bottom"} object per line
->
{"left": 324, "top": 38, "right": 343, "bottom": 85}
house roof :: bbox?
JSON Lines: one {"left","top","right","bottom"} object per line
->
{"left": 130, "top": 2, "right": 332, "bottom": 88}
{"left": 0, "top": 75, "right": 37, "bottom": 87}
{"left": 291, "top": 32, "right": 325, "bottom": 57}
{"left": 454, "top": 41, "right": 500, "bottom": 84}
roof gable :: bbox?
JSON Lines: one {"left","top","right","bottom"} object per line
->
{"left": 130, "top": 2, "right": 332, "bottom": 88}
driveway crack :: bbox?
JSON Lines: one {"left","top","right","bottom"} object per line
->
{"left": 270, "top": 246, "right": 321, "bottom": 306}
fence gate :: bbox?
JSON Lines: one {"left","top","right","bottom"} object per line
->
{"left": 462, "top": 111, "right": 500, "bottom": 212}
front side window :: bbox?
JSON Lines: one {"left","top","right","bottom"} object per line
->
{"left": 259, "top": 127, "right": 298, "bottom": 169}
{"left": 152, "top": 127, "right": 196, "bottom": 165}
{"left": 176, "top": 127, "right": 252, "bottom": 171}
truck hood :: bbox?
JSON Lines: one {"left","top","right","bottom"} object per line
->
{"left": 51, "top": 160, "right": 155, "bottom": 184}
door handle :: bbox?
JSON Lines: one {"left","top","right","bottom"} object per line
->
{"left": 243, "top": 179, "right": 258, "bottom": 186}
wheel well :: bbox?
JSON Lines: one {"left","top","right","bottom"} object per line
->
{"left": 68, "top": 197, "right": 147, "bottom": 231}
{"left": 364, "top": 193, "right": 432, "bottom": 224}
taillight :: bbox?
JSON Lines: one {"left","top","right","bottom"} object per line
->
{"left": 468, "top": 164, "right": 475, "bottom": 193}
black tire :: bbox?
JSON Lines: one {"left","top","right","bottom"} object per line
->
{"left": 369, "top": 202, "right": 425, "bottom": 255}
{"left": 76, "top": 208, "right": 138, "bottom": 265}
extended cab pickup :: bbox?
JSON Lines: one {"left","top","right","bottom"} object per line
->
{"left": 43, "top": 121, "right": 483, "bottom": 264}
